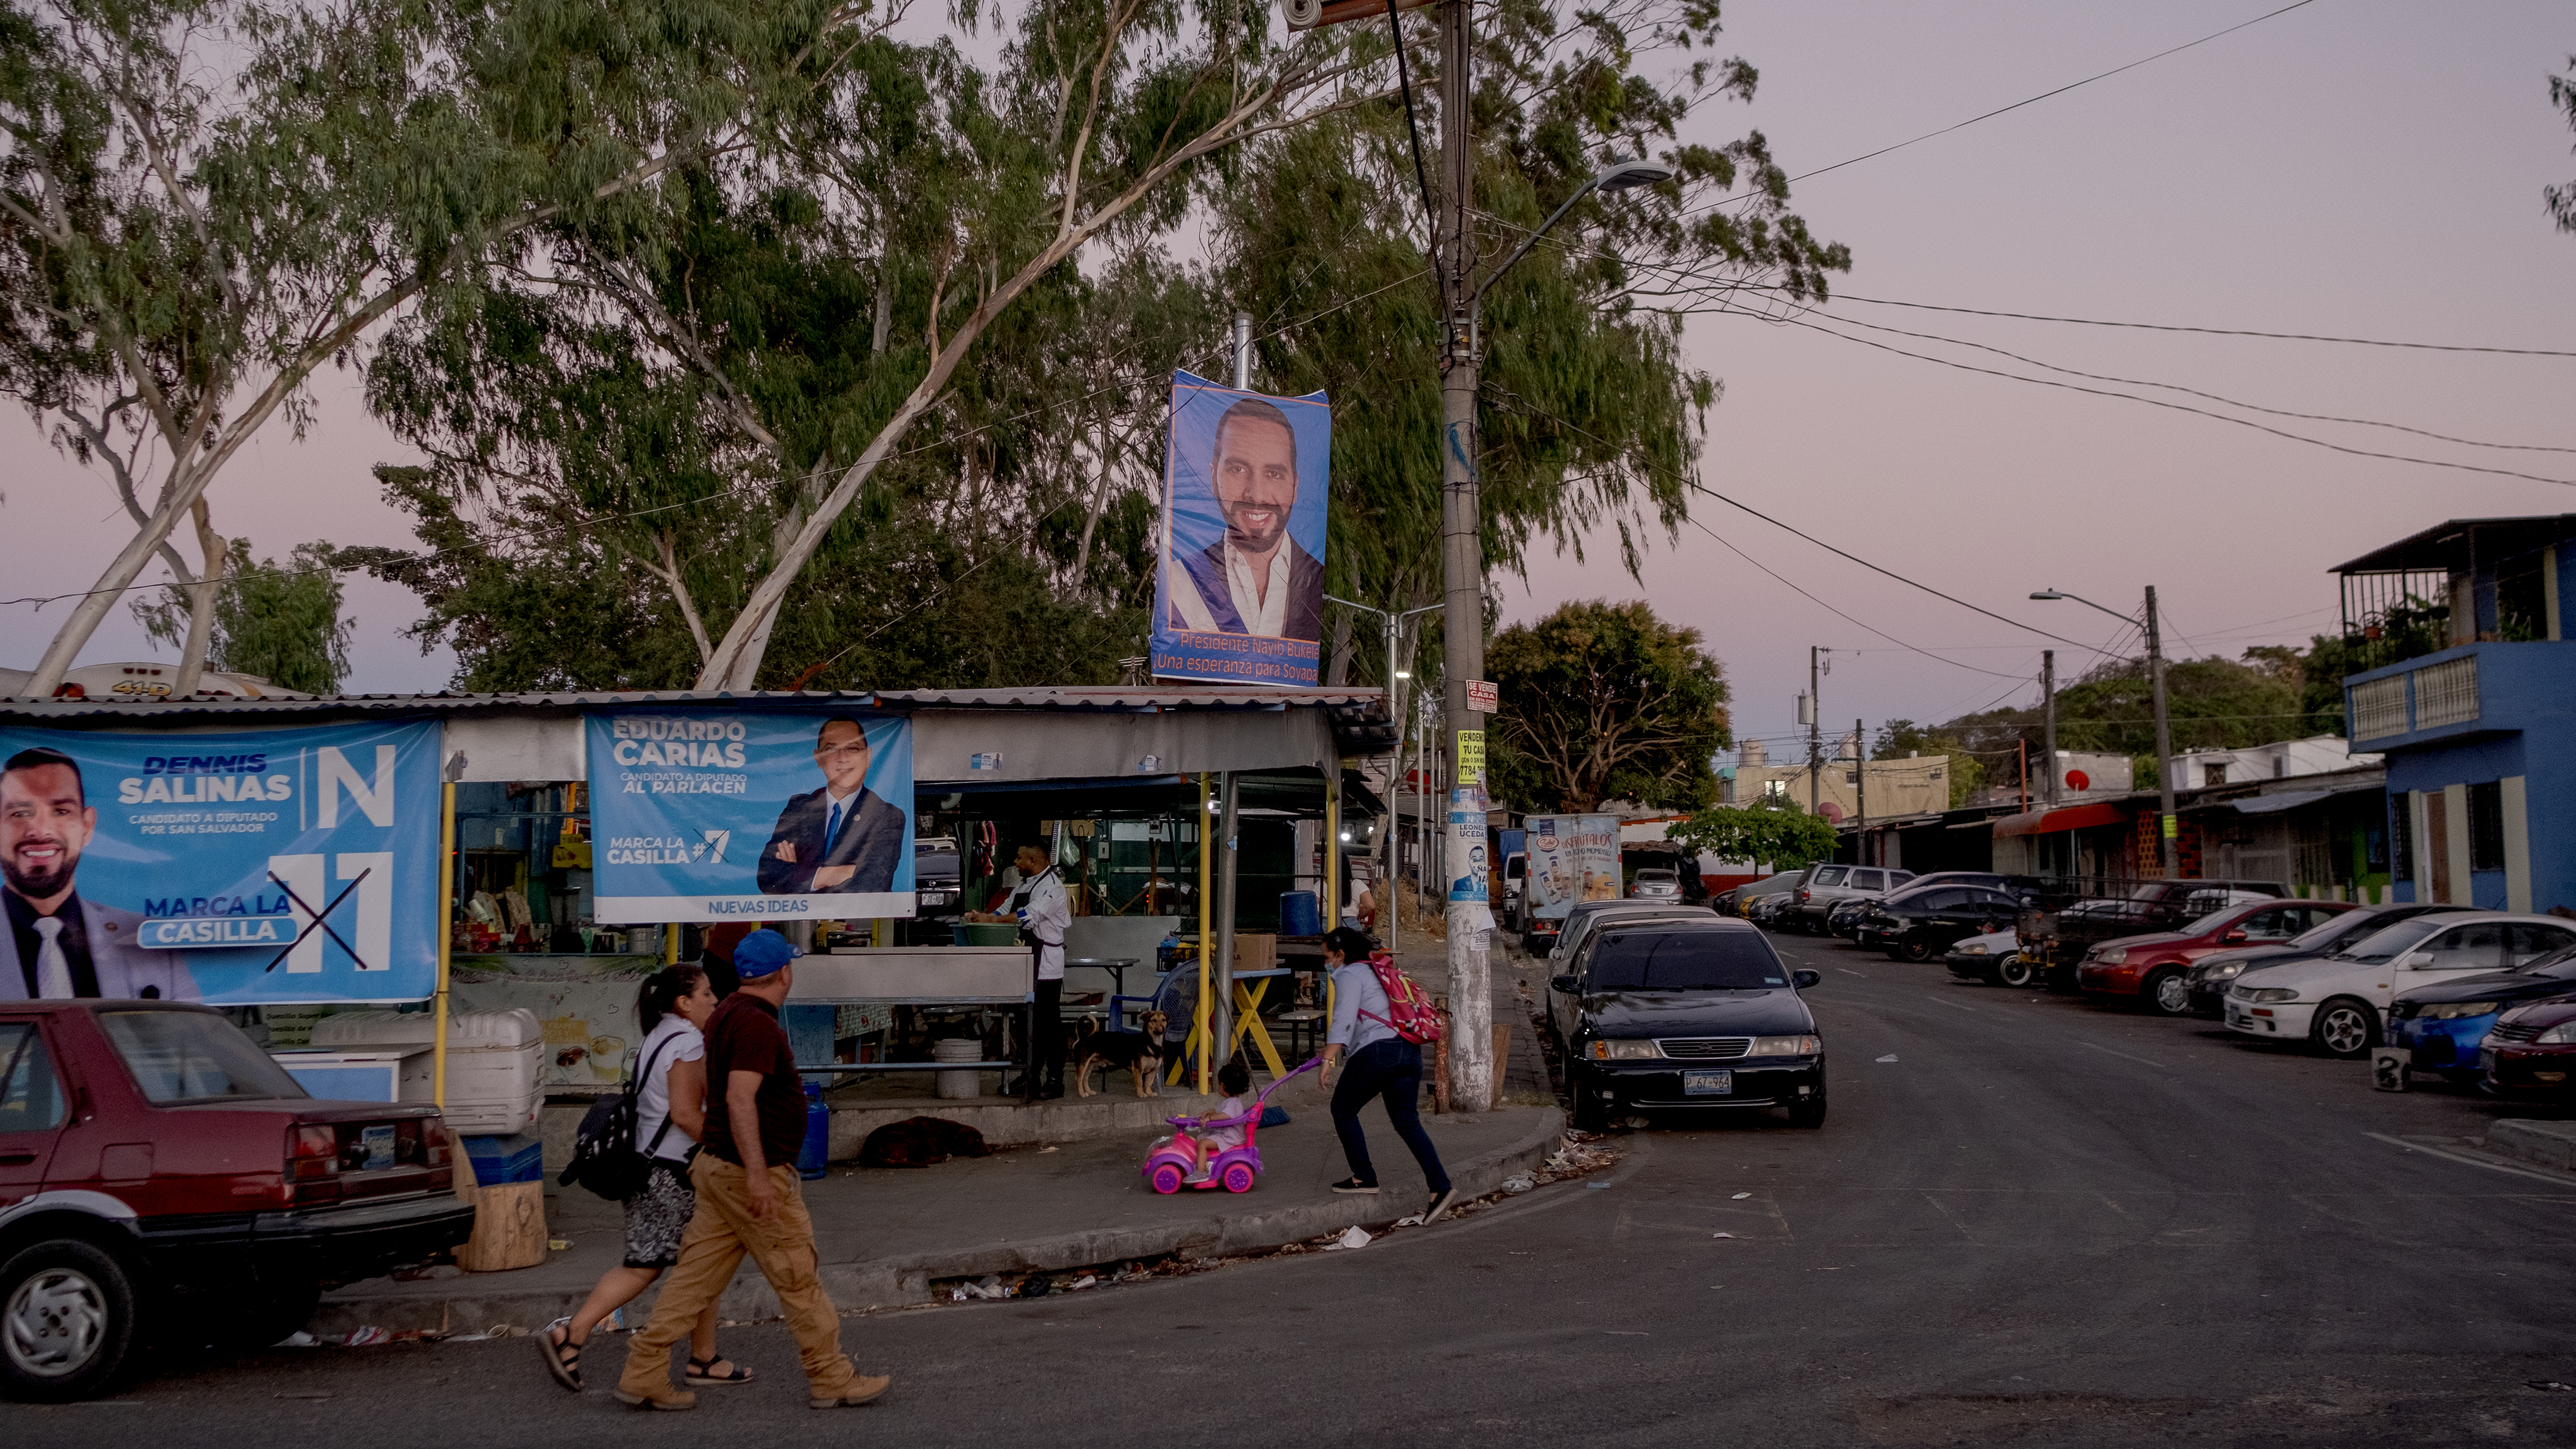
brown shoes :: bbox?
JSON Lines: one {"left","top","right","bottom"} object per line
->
{"left": 809, "top": 1373, "right": 893, "bottom": 1409}
{"left": 612, "top": 1381, "right": 699, "bottom": 1411}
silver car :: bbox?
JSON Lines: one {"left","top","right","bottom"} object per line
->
{"left": 1628, "top": 867, "right": 1683, "bottom": 902}
{"left": 1781, "top": 863, "right": 1915, "bottom": 934}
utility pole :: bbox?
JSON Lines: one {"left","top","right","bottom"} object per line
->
{"left": 1805, "top": 647, "right": 1822, "bottom": 817}
{"left": 1232, "top": 311, "right": 1252, "bottom": 390}
{"left": 1853, "top": 718, "right": 1866, "bottom": 866}
{"left": 2042, "top": 650, "right": 2057, "bottom": 808}
{"left": 1435, "top": 0, "right": 1493, "bottom": 1113}
{"left": 2144, "top": 585, "right": 2176, "bottom": 878}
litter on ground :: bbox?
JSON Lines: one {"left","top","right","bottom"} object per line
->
{"left": 1323, "top": 1225, "right": 1373, "bottom": 1251}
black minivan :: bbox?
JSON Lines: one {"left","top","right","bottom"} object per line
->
{"left": 1547, "top": 919, "right": 1826, "bottom": 1131}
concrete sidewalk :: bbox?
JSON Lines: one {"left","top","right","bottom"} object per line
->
{"left": 316, "top": 1076, "right": 1561, "bottom": 1336}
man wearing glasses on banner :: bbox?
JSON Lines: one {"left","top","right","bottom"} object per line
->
{"left": 759, "top": 718, "right": 905, "bottom": 895}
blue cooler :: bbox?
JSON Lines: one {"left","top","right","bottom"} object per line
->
{"left": 797, "top": 1082, "right": 831, "bottom": 1180}
{"left": 464, "top": 1132, "right": 544, "bottom": 1185}
{"left": 1279, "top": 890, "right": 1321, "bottom": 938}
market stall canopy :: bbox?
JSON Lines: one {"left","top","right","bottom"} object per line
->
{"left": 1990, "top": 802, "right": 2131, "bottom": 839}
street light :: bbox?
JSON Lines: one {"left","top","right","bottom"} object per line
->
{"left": 2031, "top": 586, "right": 2176, "bottom": 878}
{"left": 1472, "top": 159, "right": 1677, "bottom": 305}
{"left": 1327, "top": 594, "right": 1443, "bottom": 951}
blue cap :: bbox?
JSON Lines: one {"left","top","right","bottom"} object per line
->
{"left": 733, "top": 928, "right": 799, "bottom": 979}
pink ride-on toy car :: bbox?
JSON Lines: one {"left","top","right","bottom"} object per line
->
{"left": 1142, "top": 1057, "right": 1319, "bottom": 1195}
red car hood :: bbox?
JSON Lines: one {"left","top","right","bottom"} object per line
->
{"left": 2097, "top": 929, "right": 2200, "bottom": 954}
{"left": 2498, "top": 997, "right": 2576, "bottom": 1030}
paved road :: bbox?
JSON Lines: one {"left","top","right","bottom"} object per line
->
{"left": 13, "top": 930, "right": 2576, "bottom": 1446}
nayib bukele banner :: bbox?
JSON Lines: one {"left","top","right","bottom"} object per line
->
{"left": 0, "top": 720, "right": 441, "bottom": 1004}
{"left": 1151, "top": 369, "right": 1332, "bottom": 686}
{"left": 586, "top": 710, "right": 915, "bottom": 922}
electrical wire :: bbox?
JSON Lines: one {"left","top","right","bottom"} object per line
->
{"left": 1823, "top": 292, "right": 2576, "bottom": 360}
{"left": 1680, "top": 513, "right": 2037, "bottom": 679}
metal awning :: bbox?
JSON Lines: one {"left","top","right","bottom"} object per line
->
{"left": 1991, "top": 802, "right": 2131, "bottom": 839}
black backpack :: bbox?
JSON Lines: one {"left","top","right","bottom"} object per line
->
{"left": 557, "top": 1035, "right": 682, "bottom": 1202}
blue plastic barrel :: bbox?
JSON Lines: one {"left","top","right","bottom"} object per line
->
{"left": 797, "top": 1082, "right": 831, "bottom": 1180}
{"left": 1279, "top": 890, "right": 1320, "bottom": 938}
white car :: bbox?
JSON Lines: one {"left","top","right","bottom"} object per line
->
{"left": 2223, "top": 912, "right": 2576, "bottom": 1058}
{"left": 1941, "top": 927, "right": 2034, "bottom": 987}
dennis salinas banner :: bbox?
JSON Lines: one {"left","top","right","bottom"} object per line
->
{"left": 0, "top": 721, "right": 441, "bottom": 1004}
{"left": 586, "top": 710, "right": 915, "bottom": 922}
{"left": 1151, "top": 368, "right": 1332, "bottom": 686}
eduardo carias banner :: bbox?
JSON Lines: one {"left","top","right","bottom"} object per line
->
{"left": 586, "top": 710, "right": 915, "bottom": 923}
{"left": 1151, "top": 368, "right": 1331, "bottom": 687}
{"left": 0, "top": 720, "right": 441, "bottom": 1004}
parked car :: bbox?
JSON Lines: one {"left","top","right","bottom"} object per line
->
{"left": 1628, "top": 867, "right": 1683, "bottom": 903}
{"left": 1548, "top": 901, "right": 1718, "bottom": 967}
{"left": 2224, "top": 914, "right": 2576, "bottom": 1058}
{"left": 1780, "top": 864, "right": 1917, "bottom": 934}
{"left": 0, "top": 1002, "right": 473, "bottom": 1400}
{"left": 1860, "top": 884, "right": 2028, "bottom": 962}
{"left": 2385, "top": 944, "right": 2576, "bottom": 1082}
{"left": 2184, "top": 902, "right": 2458, "bottom": 1016}
{"left": 1501, "top": 850, "right": 1528, "bottom": 928}
{"left": 1749, "top": 887, "right": 1802, "bottom": 928}
{"left": 2019, "top": 878, "right": 2289, "bottom": 982}
{"left": 2075, "top": 899, "right": 2358, "bottom": 1016}
{"left": 1894, "top": 871, "right": 2044, "bottom": 898}
{"left": 1720, "top": 872, "right": 1804, "bottom": 919}
{"left": 1943, "top": 927, "right": 2036, "bottom": 987}
{"left": 2482, "top": 996, "right": 2576, "bottom": 1100}
{"left": 1544, "top": 919, "right": 1825, "bottom": 1131}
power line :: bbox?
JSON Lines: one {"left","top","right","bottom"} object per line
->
{"left": 1826, "top": 292, "right": 2576, "bottom": 360}
{"left": 1680, "top": 514, "right": 2038, "bottom": 679}
{"left": 1704, "top": 307, "right": 2576, "bottom": 489}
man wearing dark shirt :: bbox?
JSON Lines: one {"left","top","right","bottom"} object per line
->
{"left": 617, "top": 930, "right": 891, "bottom": 1412}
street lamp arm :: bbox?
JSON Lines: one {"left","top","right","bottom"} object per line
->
{"left": 2028, "top": 588, "right": 2134, "bottom": 625}
{"left": 1467, "top": 159, "right": 1675, "bottom": 305}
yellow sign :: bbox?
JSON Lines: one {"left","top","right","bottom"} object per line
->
{"left": 1456, "top": 729, "right": 1485, "bottom": 778}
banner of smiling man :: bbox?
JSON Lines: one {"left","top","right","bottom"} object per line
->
{"left": 1151, "top": 369, "right": 1333, "bottom": 687}
{"left": 0, "top": 720, "right": 441, "bottom": 1004}
{"left": 586, "top": 710, "right": 916, "bottom": 922}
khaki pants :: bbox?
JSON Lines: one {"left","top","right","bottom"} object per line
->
{"left": 619, "top": 1154, "right": 853, "bottom": 1397}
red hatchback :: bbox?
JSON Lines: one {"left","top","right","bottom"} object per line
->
{"left": 0, "top": 1002, "right": 471, "bottom": 1400}
{"left": 2482, "top": 996, "right": 2576, "bottom": 1099}
{"left": 2076, "top": 899, "right": 2358, "bottom": 1017}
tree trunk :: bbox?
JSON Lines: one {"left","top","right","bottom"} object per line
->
{"left": 1326, "top": 608, "right": 1353, "bottom": 686}
{"left": 173, "top": 500, "right": 229, "bottom": 696}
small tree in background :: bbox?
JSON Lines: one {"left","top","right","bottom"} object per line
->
{"left": 1872, "top": 720, "right": 1987, "bottom": 809}
{"left": 1488, "top": 600, "right": 1728, "bottom": 813}
{"left": 1665, "top": 796, "right": 1839, "bottom": 873}
{"left": 136, "top": 539, "right": 352, "bottom": 694}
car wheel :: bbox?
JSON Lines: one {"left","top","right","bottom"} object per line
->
{"left": 2142, "top": 968, "right": 2193, "bottom": 1017}
{"left": 1786, "top": 1097, "right": 1826, "bottom": 1129}
{"left": 1897, "top": 934, "right": 1935, "bottom": 963}
{"left": 1996, "top": 956, "right": 2037, "bottom": 989}
{"left": 1571, "top": 1080, "right": 1610, "bottom": 1133}
{"left": 2310, "top": 997, "right": 2378, "bottom": 1060}
{"left": 1, "top": 1237, "right": 137, "bottom": 1403}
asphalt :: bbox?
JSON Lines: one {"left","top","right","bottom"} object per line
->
{"left": 14, "top": 928, "right": 2576, "bottom": 1447}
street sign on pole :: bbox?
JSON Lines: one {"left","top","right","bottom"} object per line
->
{"left": 1465, "top": 679, "right": 1497, "bottom": 714}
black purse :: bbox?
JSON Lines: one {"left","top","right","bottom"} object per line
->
{"left": 557, "top": 1035, "right": 682, "bottom": 1201}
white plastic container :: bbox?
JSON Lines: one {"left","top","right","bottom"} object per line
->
{"left": 308, "top": 1008, "right": 545, "bottom": 1135}
{"left": 933, "top": 1037, "right": 982, "bottom": 1100}
{"left": 270, "top": 1047, "right": 435, "bottom": 1104}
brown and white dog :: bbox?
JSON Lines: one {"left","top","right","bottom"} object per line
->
{"left": 1072, "top": 1010, "right": 1169, "bottom": 1098}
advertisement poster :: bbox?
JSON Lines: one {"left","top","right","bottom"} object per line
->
{"left": 1446, "top": 792, "right": 1488, "bottom": 903}
{"left": 0, "top": 720, "right": 441, "bottom": 1004}
{"left": 1151, "top": 368, "right": 1332, "bottom": 687}
{"left": 587, "top": 710, "right": 915, "bottom": 922}
{"left": 1522, "top": 812, "right": 1622, "bottom": 920}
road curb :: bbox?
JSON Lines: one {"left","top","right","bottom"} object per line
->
{"left": 2479, "top": 1118, "right": 2576, "bottom": 1174}
{"left": 312, "top": 1107, "right": 1564, "bottom": 1336}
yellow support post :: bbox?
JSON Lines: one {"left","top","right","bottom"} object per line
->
{"left": 1323, "top": 762, "right": 1340, "bottom": 933}
{"left": 433, "top": 778, "right": 457, "bottom": 1109}
{"left": 663, "top": 922, "right": 680, "bottom": 965}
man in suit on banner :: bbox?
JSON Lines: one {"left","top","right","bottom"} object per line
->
{"left": 1167, "top": 396, "right": 1324, "bottom": 641}
{"left": 1, "top": 747, "right": 199, "bottom": 1001}
{"left": 760, "top": 718, "right": 906, "bottom": 895}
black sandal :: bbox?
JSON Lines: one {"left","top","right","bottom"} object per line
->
{"left": 540, "top": 1317, "right": 584, "bottom": 1392}
{"left": 686, "top": 1356, "right": 756, "bottom": 1385}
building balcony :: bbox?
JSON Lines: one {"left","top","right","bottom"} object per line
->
{"left": 2344, "top": 640, "right": 2576, "bottom": 752}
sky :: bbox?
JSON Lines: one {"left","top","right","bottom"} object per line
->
{"left": 4, "top": 1, "right": 2572, "bottom": 736}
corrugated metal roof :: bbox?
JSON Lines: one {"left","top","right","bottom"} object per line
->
{"left": 0, "top": 684, "right": 1390, "bottom": 717}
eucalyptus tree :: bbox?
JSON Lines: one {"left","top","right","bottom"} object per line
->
{"left": 0, "top": 0, "right": 837, "bottom": 696}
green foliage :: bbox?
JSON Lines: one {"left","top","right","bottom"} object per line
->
{"left": 1665, "top": 795, "right": 1838, "bottom": 872}
{"left": 1871, "top": 719, "right": 1986, "bottom": 809}
{"left": 1941, "top": 648, "right": 2341, "bottom": 778}
{"left": 1488, "top": 599, "right": 1728, "bottom": 812}
{"left": 134, "top": 539, "right": 353, "bottom": 694}
{"left": 2551, "top": 55, "right": 2576, "bottom": 235}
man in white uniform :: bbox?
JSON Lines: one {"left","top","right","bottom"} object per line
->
{"left": 970, "top": 841, "right": 1071, "bottom": 1098}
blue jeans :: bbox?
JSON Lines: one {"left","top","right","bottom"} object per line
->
{"left": 1331, "top": 1039, "right": 1451, "bottom": 1194}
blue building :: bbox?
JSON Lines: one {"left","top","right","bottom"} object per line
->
{"left": 2337, "top": 517, "right": 2576, "bottom": 913}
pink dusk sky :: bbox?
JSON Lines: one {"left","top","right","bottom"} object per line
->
{"left": 6, "top": 0, "right": 2571, "bottom": 744}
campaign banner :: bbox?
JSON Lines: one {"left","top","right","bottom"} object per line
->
{"left": 1446, "top": 790, "right": 1488, "bottom": 904}
{"left": 1523, "top": 812, "right": 1622, "bottom": 920}
{"left": 1151, "top": 369, "right": 1332, "bottom": 687}
{"left": 0, "top": 720, "right": 442, "bottom": 1004}
{"left": 587, "top": 710, "right": 915, "bottom": 922}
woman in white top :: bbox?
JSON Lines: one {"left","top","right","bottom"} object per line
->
{"left": 541, "top": 965, "right": 751, "bottom": 1392}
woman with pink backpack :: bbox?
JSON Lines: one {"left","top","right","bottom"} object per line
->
{"left": 1317, "top": 926, "right": 1456, "bottom": 1222}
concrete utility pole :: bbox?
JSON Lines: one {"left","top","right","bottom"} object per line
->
{"left": 1232, "top": 311, "right": 1252, "bottom": 390}
{"left": 1805, "top": 647, "right": 1822, "bottom": 816}
{"left": 1853, "top": 718, "right": 1866, "bottom": 866}
{"left": 2031, "top": 586, "right": 2178, "bottom": 878}
{"left": 2042, "top": 650, "right": 2057, "bottom": 809}
{"left": 1326, "top": 595, "right": 1442, "bottom": 951}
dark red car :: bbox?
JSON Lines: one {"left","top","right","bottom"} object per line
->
{"left": 2075, "top": 899, "right": 2358, "bottom": 1017}
{"left": 2482, "top": 995, "right": 2576, "bottom": 1099}
{"left": 1, "top": 1002, "right": 471, "bottom": 1400}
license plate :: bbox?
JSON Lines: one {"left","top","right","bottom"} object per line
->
{"left": 1683, "top": 1070, "right": 1732, "bottom": 1096}
{"left": 360, "top": 1124, "right": 396, "bottom": 1171}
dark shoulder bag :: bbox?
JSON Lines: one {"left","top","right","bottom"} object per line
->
{"left": 558, "top": 1034, "right": 683, "bottom": 1202}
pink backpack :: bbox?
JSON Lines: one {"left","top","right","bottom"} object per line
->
{"left": 1357, "top": 952, "right": 1446, "bottom": 1044}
